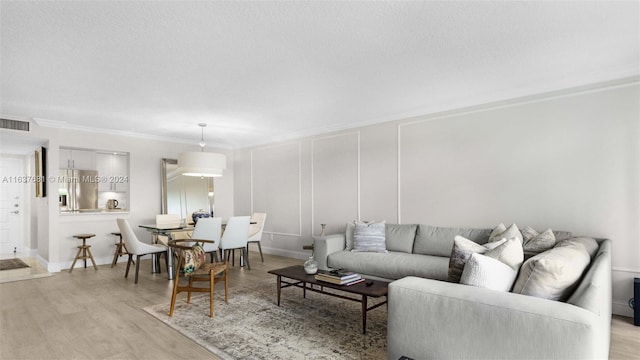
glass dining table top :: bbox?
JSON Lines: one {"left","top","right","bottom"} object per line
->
{"left": 139, "top": 223, "right": 194, "bottom": 232}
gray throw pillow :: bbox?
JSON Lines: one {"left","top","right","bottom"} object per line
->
{"left": 352, "top": 220, "right": 387, "bottom": 253}
{"left": 521, "top": 227, "right": 556, "bottom": 253}
{"left": 448, "top": 236, "right": 506, "bottom": 283}
{"left": 345, "top": 221, "right": 356, "bottom": 250}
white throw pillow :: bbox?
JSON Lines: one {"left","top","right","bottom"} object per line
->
{"left": 489, "top": 223, "right": 523, "bottom": 244}
{"left": 512, "top": 238, "right": 593, "bottom": 301}
{"left": 484, "top": 237, "right": 524, "bottom": 270}
{"left": 448, "top": 236, "right": 506, "bottom": 283}
{"left": 460, "top": 253, "right": 518, "bottom": 292}
{"left": 351, "top": 220, "right": 387, "bottom": 253}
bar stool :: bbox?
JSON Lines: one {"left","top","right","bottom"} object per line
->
{"left": 110, "top": 232, "right": 133, "bottom": 268}
{"left": 69, "top": 234, "right": 98, "bottom": 273}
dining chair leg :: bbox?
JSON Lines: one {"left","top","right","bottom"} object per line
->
{"left": 232, "top": 249, "right": 235, "bottom": 266}
{"left": 169, "top": 275, "right": 180, "bottom": 317}
{"left": 111, "top": 243, "right": 121, "bottom": 268}
{"left": 164, "top": 252, "right": 169, "bottom": 274}
{"left": 243, "top": 247, "right": 251, "bottom": 270}
{"left": 135, "top": 255, "right": 142, "bottom": 284}
{"left": 257, "top": 242, "right": 264, "bottom": 262}
{"left": 187, "top": 276, "right": 194, "bottom": 304}
{"left": 125, "top": 254, "right": 133, "bottom": 278}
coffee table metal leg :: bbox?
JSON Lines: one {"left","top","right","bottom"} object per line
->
{"left": 362, "top": 295, "right": 367, "bottom": 334}
{"left": 277, "top": 275, "right": 281, "bottom": 306}
{"left": 303, "top": 282, "right": 306, "bottom": 298}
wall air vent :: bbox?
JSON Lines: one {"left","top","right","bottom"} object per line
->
{"left": 0, "top": 118, "right": 30, "bottom": 131}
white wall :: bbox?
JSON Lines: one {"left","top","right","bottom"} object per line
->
{"left": 233, "top": 81, "right": 640, "bottom": 317}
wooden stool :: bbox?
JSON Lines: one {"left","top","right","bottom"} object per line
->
{"left": 69, "top": 234, "right": 98, "bottom": 273}
{"left": 110, "top": 232, "right": 133, "bottom": 268}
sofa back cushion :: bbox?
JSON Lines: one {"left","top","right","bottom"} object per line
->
{"left": 385, "top": 224, "right": 418, "bottom": 253}
{"left": 414, "top": 225, "right": 491, "bottom": 257}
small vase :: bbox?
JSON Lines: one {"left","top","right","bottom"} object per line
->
{"left": 192, "top": 209, "right": 210, "bottom": 224}
{"left": 320, "top": 224, "right": 326, "bottom": 236}
{"left": 303, "top": 256, "right": 318, "bottom": 275}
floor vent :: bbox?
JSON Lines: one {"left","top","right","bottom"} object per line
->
{"left": 0, "top": 118, "right": 30, "bottom": 131}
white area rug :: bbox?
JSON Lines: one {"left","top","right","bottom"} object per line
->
{"left": 143, "top": 278, "right": 387, "bottom": 359}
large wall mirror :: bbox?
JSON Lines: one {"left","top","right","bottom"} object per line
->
{"left": 161, "top": 158, "right": 214, "bottom": 221}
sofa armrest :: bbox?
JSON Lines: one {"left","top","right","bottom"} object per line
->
{"left": 388, "top": 277, "right": 608, "bottom": 360}
{"left": 313, "top": 234, "right": 345, "bottom": 270}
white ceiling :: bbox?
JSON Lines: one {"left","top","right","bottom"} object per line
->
{"left": 1, "top": 1, "right": 638, "bottom": 149}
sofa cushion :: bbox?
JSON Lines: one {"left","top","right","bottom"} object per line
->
{"left": 328, "top": 250, "right": 449, "bottom": 281}
{"left": 448, "top": 236, "right": 506, "bottom": 283}
{"left": 555, "top": 237, "right": 599, "bottom": 258}
{"left": 460, "top": 253, "right": 518, "bottom": 292}
{"left": 566, "top": 240, "right": 610, "bottom": 314}
{"left": 385, "top": 224, "right": 417, "bottom": 253}
{"left": 489, "top": 223, "right": 524, "bottom": 243}
{"left": 512, "top": 237, "right": 596, "bottom": 301}
{"left": 414, "top": 225, "right": 491, "bottom": 257}
{"left": 352, "top": 220, "right": 387, "bottom": 253}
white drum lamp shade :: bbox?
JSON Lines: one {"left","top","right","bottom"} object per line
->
{"left": 178, "top": 151, "right": 226, "bottom": 177}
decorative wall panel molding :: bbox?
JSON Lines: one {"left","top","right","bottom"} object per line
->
{"left": 251, "top": 142, "right": 301, "bottom": 236}
{"left": 311, "top": 132, "right": 360, "bottom": 236}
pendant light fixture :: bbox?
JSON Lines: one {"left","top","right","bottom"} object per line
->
{"left": 178, "top": 123, "right": 226, "bottom": 177}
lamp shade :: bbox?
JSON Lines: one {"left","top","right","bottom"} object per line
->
{"left": 178, "top": 151, "right": 226, "bottom": 177}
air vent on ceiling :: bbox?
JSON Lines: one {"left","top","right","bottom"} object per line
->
{"left": 0, "top": 118, "right": 30, "bottom": 132}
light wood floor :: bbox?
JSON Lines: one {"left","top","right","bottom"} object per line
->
{"left": 0, "top": 252, "right": 638, "bottom": 360}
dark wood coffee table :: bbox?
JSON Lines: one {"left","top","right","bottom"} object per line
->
{"left": 268, "top": 265, "right": 388, "bottom": 334}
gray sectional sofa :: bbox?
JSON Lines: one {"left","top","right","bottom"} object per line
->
{"left": 313, "top": 223, "right": 612, "bottom": 359}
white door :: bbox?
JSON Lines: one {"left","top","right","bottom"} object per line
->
{"left": 0, "top": 157, "right": 25, "bottom": 254}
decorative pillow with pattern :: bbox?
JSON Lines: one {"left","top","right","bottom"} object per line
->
{"left": 489, "top": 223, "right": 523, "bottom": 244}
{"left": 181, "top": 243, "right": 206, "bottom": 274}
{"left": 521, "top": 226, "right": 556, "bottom": 253}
{"left": 448, "top": 236, "right": 506, "bottom": 283}
{"left": 352, "top": 220, "right": 387, "bottom": 253}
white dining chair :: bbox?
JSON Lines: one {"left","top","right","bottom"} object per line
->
{"left": 190, "top": 217, "right": 222, "bottom": 263}
{"left": 117, "top": 218, "right": 168, "bottom": 284}
{"left": 247, "top": 212, "right": 267, "bottom": 262}
{"left": 218, "top": 216, "right": 251, "bottom": 270}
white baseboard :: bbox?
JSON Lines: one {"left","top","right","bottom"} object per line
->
{"left": 259, "top": 246, "right": 309, "bottom": 261}
{"left": 613, "top": 300, "right": 634, "bottom": 317}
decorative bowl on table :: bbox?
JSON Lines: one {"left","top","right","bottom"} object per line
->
{"left": 191, "top": 209, "right": 210, "bottom": 224}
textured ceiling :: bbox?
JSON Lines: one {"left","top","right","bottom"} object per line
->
{"left": 1, "top": 1, "right": 638, "bottom": 149}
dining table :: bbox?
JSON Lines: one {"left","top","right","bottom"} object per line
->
{"left": 139, "top": 220, "right": 257, "bottom": 280}
{"left": 139, "top": 223, "right": 194, "bottom": 280}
